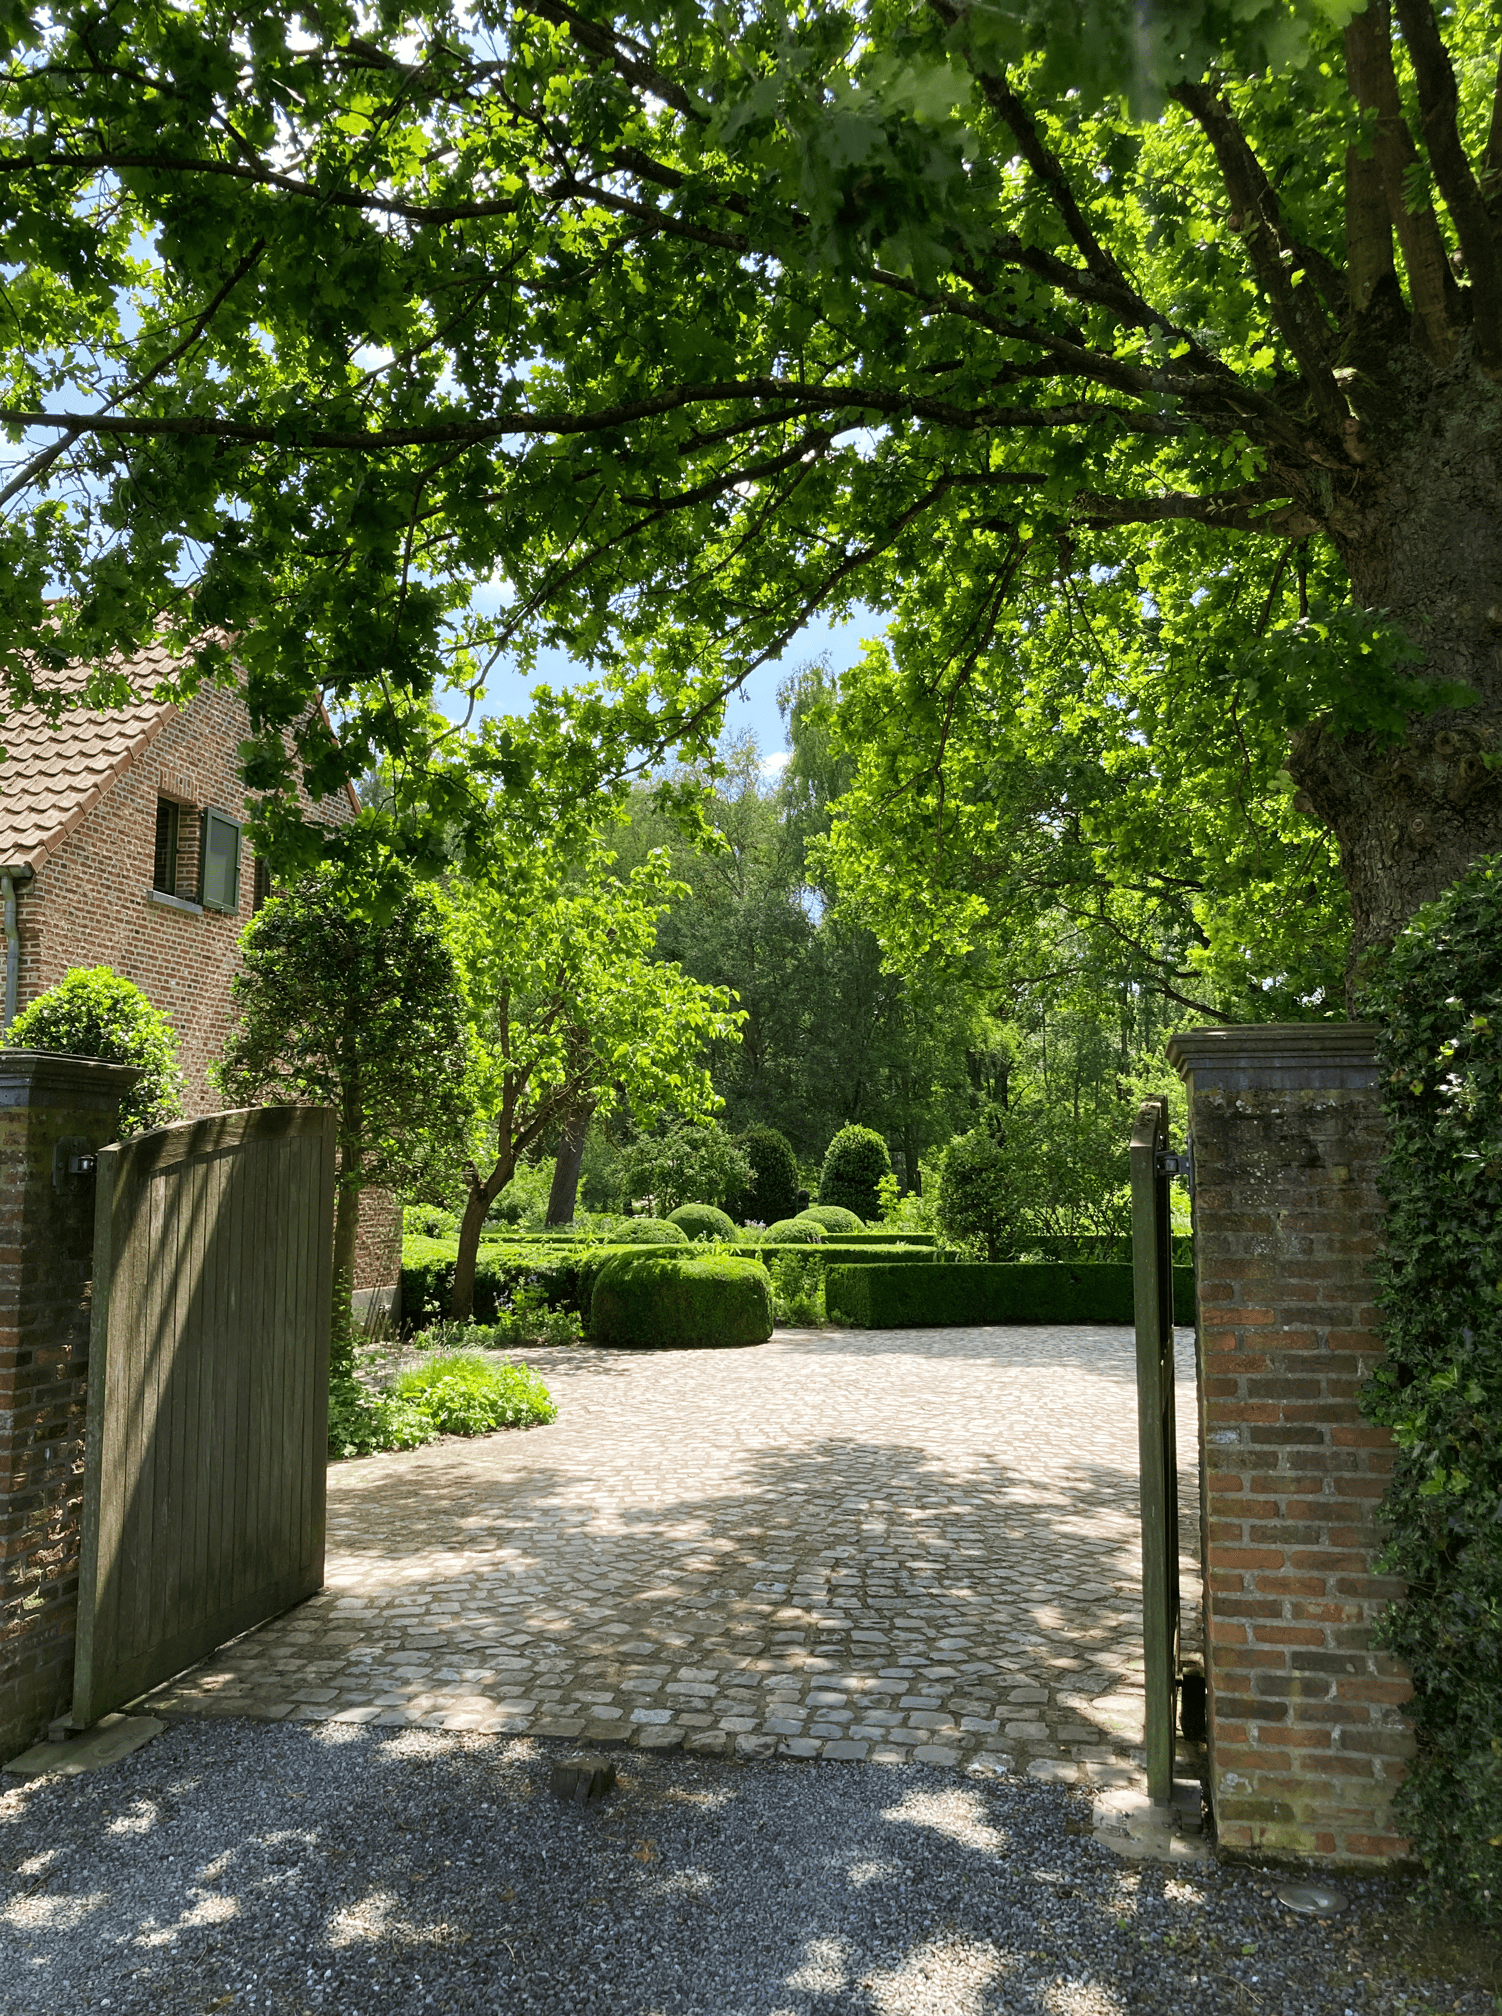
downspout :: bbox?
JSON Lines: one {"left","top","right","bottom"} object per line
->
{"left": 1, "top": 865, "right": 33, "bottom": 1033}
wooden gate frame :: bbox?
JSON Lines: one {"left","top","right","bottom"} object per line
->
{"left": 74, "top": 1105, "right": 335, "bottom": 1727}
{"left": 1130, "top": 1094, "right": 1182, "bottom": 1807}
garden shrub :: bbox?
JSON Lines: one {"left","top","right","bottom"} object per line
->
{"left": 765, "top": 1248, "right": 824, "bottom": 1326}
{"left": 667, "top": 1202, "right": 738, "bottom": 1242}
{"left": 933, "top": 1127, "right": 1029, "bottom": 1261}
{"left": 389, "top": 1352, "right": 557, "bottom": 1435}
{"left": 1359, "top": 857, "right": 1502, "bottom": 1917}
{"left": 610, "top": 1217, "right": 690, "bottom": 1245}
{"left": 798, "top": 1204, "right": 864, "bottom": 1233}
{"left": 9, "top": 965, "right": 185, "bottom": 1134}
{"left": 760, "top": 1217, "right": 825, "bottom": 1244}
{"left": 733, "top": 1125, "right": 801, "bottom": 1225}
{"left": 401, "top": 1236, "right": 639, "bottom": 1331}
{"left": 817, "top": 1123, "right": 891, "bottom": 1221}
{"left": 591, "top": 1250, "right": 773, "bottom": 1349}
{"left": 825, "top": 1262, "right": 1196, "bottom": 1329}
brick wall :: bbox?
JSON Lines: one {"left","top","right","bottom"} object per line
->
{"left": 354, "top": 1187, "right": 403, "bottom": 1294}
{"left": 0, "top": 1054, "right": 137, "bottom": 1759}
{"left": 12, "top": 683, "right": 352, "bottom": 1119}
{"left": 1168, "top": 1025, "right": 1412, "bottom": 1868}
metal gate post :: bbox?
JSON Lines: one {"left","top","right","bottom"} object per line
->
{"left": 1130, "top": 1095, "right": 1181, "bottom": 1807}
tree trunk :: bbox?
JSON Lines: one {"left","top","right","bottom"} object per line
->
{"left": 449, "top": 1149, "right": 516, "bottom": 1323}
{"left": 330, "top": 1179, "right": 361, "bottom": 1376}
{"left": 1286, "top": 343, "right": 1502, "bottom": 1000}
{"left": 546, "top": 1101, "right": 594, "bottom": 1226}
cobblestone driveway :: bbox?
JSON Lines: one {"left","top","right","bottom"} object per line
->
{"left": 142, "top": 1325, "right": 1201, "bottom": 1777}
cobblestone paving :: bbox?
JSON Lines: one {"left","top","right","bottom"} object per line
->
{"left": 142, "top": 1325, "right": 1201, "bottom": 1777}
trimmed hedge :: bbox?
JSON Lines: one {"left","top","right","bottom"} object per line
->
{"left": 798, "top": 1204, "right": 864, "bottom": 1233}
{"left": 818, "top": 1123, "right": 891, "bottom": 1221}
{"left": 761, "top": 1217, "right": 825, "bottom": 1244}
{"left": 825, "top": 1262, "right": 1197, "bottom": 1329}
{"left": 591, "top": 1251, "right": 773, "bottom": 1349}
{"left": 400, "top": 1237, "right": 647, "bottom": 1330}
{"left": 820, "top": 1230, "right": 935, "bottom": 1245}
{"left": 992, "top": 1233, "right": 1195, "bottom": 1268}
{"left": 668, "top": 1202, "right": 738, "bottom": 1242}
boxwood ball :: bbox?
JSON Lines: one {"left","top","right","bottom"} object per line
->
{"left": 590, "top": 1251, "right": 774, "bottom": 1348}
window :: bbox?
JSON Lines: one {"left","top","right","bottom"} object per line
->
{"left": 152, "top": 799, "right": 181, "bottom": 895}
{"left": 199, "top": 809, "right": 243, "bottom": 913}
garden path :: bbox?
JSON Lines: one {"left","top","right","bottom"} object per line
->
{"left": 140, "top": 1324, "right": 1201, "bottom": 1777}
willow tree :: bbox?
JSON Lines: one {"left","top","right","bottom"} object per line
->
{"left": 1, "top": 0, "right": 1498, "bottom": 976}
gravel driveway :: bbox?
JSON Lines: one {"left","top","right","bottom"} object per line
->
{"left": 2, "top": 1718, "right": 1496, "bottom": 2016}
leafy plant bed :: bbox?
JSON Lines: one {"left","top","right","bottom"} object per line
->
{"left": 328, "top": 1352, "right": 556, "bottom": 1458}
{"left": 825, "top": 1261, "right": 1197, "bottom": 1328}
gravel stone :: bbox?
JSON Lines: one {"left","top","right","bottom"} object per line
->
{"left": 1, "top": 1719, "right": 1494, "bottom": 2016}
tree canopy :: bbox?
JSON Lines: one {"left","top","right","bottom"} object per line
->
{"left": 2, "top": 0, "right": 1499, "bottom": 969}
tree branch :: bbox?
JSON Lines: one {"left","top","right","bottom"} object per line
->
{"left": 1391, "top": 0, "right": 1502, "bottom": 367}
{"left": 1170, "top": 81, "right": 1349, "bottom": 440}
{"left": 1071, "top": 482, "right": 1320, "bottom": 536}
{"left": 1344, "top": 0, "right": 1459, "bottom": 364}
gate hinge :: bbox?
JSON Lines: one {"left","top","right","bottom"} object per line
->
{"left": 1156, "top": 1147, "right": 1192, "bottom": 1183}
{"left": 52, "top": 1139, "right": 97, "bottom": 1189}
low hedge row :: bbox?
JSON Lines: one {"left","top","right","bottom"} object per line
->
{"left": 993, "top": 1234, "right": 1196, "bottom": 1268}
{"left": 825, "top": 1262, "right": 1197, "bottom": 1329}
{"left": 400, "top": 1237, "right": 649, "bottom": 1329}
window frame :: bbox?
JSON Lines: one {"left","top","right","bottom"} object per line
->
{"left": 198, "top": 807, "right": 244, "bottom": 915}
{"left": 152, "top": 797, "right": 182, "bottom": 896}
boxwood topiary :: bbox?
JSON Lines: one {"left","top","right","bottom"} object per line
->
{"left": 817, "top": 1124, "right": 891, "bottom": 1222}
{"left": 798, "top": 1204, "right": 864, "bottom": 1233}
{"left": 590, "top": 1250, "right": 773, "bottom": 1348}
{"left": 760, "top": 1217, "right": 825, "bottom": 1244}
{"left": 734, "top": 1125, "right": 801, "bottom": 1224}
{"left": 610, "top": 1217, "right": 690, "bottom": 1245}
{"left": 9, "top": 965, "right": 185, "bottom": 1135}
{"left": 1360, "top": 856, "right": 1502, "bottom": 1917}
{"left": 667, "top": 1202, "right": 738, "bottom": 1242}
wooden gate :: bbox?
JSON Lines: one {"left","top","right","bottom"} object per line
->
{"left": 1129, "top": 1094, "right": 1184, "bottom": 1806}
{"left": 73, "top": 1106, "right": 336, "bottom": 1726}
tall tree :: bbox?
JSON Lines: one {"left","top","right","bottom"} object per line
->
{"left": 2, "top": 0, "right": 1498, "bottom": 972}
{"left": 443, "top": 840, "right": 739, "bottom": 1318}
{"left": 214, "top": 867, "right": 472, "bottom": 1306}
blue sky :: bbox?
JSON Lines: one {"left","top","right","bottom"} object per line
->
{"left": 443, "top": 606, "right": 879, "bottom": 773}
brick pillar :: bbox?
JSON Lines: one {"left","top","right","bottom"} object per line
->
{"left": 0, "top": 1051, "right": 139, "bottom": 1760}
{"left": 1166, "top": 1025, "right": 1412, "bottom": 1868}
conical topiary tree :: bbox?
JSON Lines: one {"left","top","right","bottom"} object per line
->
{"left": 817, "top": 1124, "right": 890, "bottom": 1223}
{"left": 734, "top": 1124, "right": 800, "bottom": 1225}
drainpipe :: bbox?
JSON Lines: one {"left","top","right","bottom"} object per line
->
{"left": 1, "top": 864, "right": 33, "bottom": 1033}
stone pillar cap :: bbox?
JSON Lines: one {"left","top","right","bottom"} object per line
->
{"left": 1166, "top": 1022, "right": 1379, "bottom": 1092}
{"left": 0, "top": 1050, "right": 144, "bottom": 1111}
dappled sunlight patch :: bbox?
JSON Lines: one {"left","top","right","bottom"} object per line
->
{"left": 648, "top": 1864, "right": 717, "bottom": 1902}
{"left": 1042, "top": 1978, "right": 1129, "bottom": 2015}
{"left": 134, "top": 1890, "right": 242, "bottom": 1946}
{"left": 11, "top": 1847, "right": 62, "bottom": 1878}
{"left": 326, "top": 1890, "right": 404, "bottom": 1948}
{"left": 1, "top": 1889, "right": 109, "bottom": 1932}
{"left": 880, "top": 1787, "right": 1006, "bottom": 1856}
{"left": 105, "top": 1797, "right": 160, "bottom": 1837}
{"left": 784, "top": 1933, "right": 854, "bottom": 1994}
{"left": 859, "top": 1935, "right": 1004, "bottom": 2016}
{"left": 843, "top": 1857, "right": 900, "bottom": 1887}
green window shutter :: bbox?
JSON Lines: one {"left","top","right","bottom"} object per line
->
{"left": 199, "top": 809, "right": 243, "bottom": 913}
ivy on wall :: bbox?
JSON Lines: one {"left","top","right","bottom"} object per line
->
{"left": 1362, "top": 861, "right": 1502, "bottom": 1919}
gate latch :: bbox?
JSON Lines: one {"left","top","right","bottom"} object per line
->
{"left": 1156, "top": 1147, "right": 1192, "bottom": 1182}
{"left": 52, "top": 1138, "right": 97, "bottom": 1190}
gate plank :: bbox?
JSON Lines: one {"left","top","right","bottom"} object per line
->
{"left": 73, "top": 1107, "right": 336, "bottom": 1726}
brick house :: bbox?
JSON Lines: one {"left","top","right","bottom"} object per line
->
{"left": 0, "top": 649, "right": 401, "bottom": 1294}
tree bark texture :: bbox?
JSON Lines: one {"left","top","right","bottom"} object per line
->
{"left": 1284, "top": 342, "right": 1502, "bottom": 994}
{"left": 546, "top": 1102, "right": 594, "bottom": 1226}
